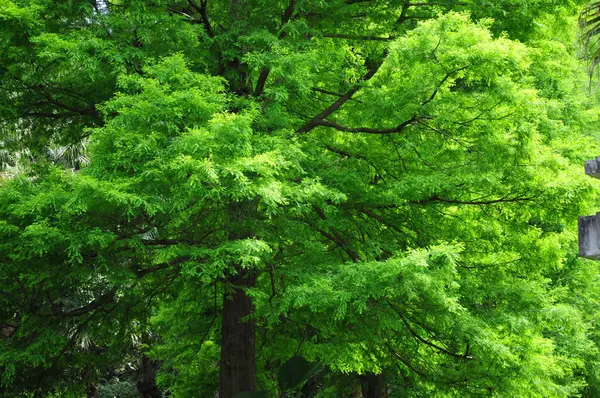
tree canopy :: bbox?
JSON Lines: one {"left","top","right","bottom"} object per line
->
{"left": 2, "top": 1, "right": 600, "bottom": 397}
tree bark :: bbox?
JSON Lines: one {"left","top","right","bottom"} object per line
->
{"left": 219, "top": 269, "right": 257, "bottom": 398}
{"left": 136, "top": 355, "right": 161, "bottom": 398}
{"left": 86, "top": 383, "right": 98, "bottom": 398}
{"left": 360, "top": 373, "right": 388, "bottom": 398}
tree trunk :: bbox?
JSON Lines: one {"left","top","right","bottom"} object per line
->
{"left": 136, "top": 355, "right": 161, "bottom": 398}
{"left": 86, "top": 383, "right": 98, "bottom": 398}
{"left": 360, "top": 374, "right": 388, "bottom": 398}
{"left": 219, "top": 269, "right": 257, "bottom": 398}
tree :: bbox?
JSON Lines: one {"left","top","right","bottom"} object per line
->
{"left": 2, "top": 1, "right": 600, "bottom": 397}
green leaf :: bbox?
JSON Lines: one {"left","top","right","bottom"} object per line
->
{"left": 277, "top": 356, "right": 322, "bottom": 391}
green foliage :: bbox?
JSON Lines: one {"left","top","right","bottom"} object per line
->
{"left": 2, "top": 1, "right": 600, "bottom": 397}
{"left": 277, "top": 356, "right": 322, "bottom": 391}
{"left": 98, "top": 379, "right": 140, "bottom": 398}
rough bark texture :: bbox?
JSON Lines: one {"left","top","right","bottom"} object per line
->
{"left": 219, "top": 270, "right": 257, "bottom": 398}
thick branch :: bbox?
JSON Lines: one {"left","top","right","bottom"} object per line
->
{"left": 56, "top": 259, "right": 188, "bottom": 317}
{"left": 296, "top": 59, "right": 385, "bottom": 133}
{"left": 409, "top": 195, "right": 533, "bottom": 206}
{"left": 140, "top": 238, "right": 206, "bottom": 246}
{"left": 345, "top": 0, "right": 376, "bottom": 4}
{"left": 311, "top": 87, "right": 355, "bottom": 98}
{"left": 357, "top": 195, "right": 533, "bottom": 210}
{"left": 313, "top": 115, "right": 419, "bottom": 134}
{"left": 188, "top": 0, "right": 215, "bottom": 37}
{"left": 359, "top": 209, "right": 405, "bottom": 235}
{"left": 316, "top": 228, "right": 359, "bottom": 262}
{"left": 300, "top": 63, "right": 467, "bottom": 135}
{"left": 386, "top": 341, "right": 427, "bottom": 377}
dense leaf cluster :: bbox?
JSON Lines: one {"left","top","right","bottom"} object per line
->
{"left": 2, "top": 1, "right": 600, "bottom": 397}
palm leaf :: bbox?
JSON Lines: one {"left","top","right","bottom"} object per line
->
{"left": 580, "top": 1, "right": 600, "bottom": 75}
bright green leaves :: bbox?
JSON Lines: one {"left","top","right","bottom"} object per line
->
{"left": 89, "top": 55, "right": 226, "bottom": 175}
{"left": 87, "top": 55, "right": 311, "bottom": 220}
{"left": 0, "top": 1, "right": 44, "bottom": 32}
{"left": 3, "top": 1, "right": 600, "bottom": 397}
{"left": 282, "top": 244, "right": 463, "bottom": 319}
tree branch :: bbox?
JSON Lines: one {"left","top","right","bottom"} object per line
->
{"left": 60, "top": 288, "right": 118, "bottom": 317}
{"left": 254, "top": 0, "right": 297, "bottom": 97}
{"left": 311, "top": 87, "right": 360, "bottom": 99}
{"left": 312, "top": 115, "right": 420, "bottom": 134}
{"left": 311, "top": 206, "right": 360, "bottom": 262}
{"left": 409, "top": 2, "right": 467, "bottom": 6}
{"left": 345, "top": 0, "right": 376, "bottom": 4}
{"left": 322, "top": 33, "right": 393, "bottom": 41}
{"left": 168, "top": 7, "right": 201, "bottom": 23}
{"left": 422, "top": 65, "right": 469, "bottom": 107}
{"left": 296, "top": 59, "right": 385, "bottom": 133}
{"left": 388, "top": 301, "right": 469, "bottom": 360}
{"left": 358, "top": 194, "right": 534, "bottom": 210}
{"left": 134, "top": 256, "right": 190, "bottom": 278}
{"left": 385, "top": 341, "right": 428, "bottom": 377}
{"left": 409, "top": 195, "right": 533, "bottom": 206}
{"left": 188, "top": 0, "right": 215, "bottom": 37}
{"left": 322, "top": 144, "right": 369, "bottom": 160}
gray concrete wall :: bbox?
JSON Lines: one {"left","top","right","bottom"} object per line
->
{"left": 579, "top": 213, "right": 600, "bottom": 259}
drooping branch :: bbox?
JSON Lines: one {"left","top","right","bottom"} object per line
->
{"left": 194, "top": 282, "right": 219, "bottom": 354}
{"left": 316, "top": 227, "right": 360, "bottom": 262}
{"left": 385, "top": 340, "right": 428, "bottom": 377}
{"left": 44, "top": 256, "right": 191, "bottom": 318}
{"left": 24, "top": 96, "right": 98, "bottom": 119}
{"left": 23, "top": 112, "right": 92, "bottom": 119}
{"left": 400, "top": 315, "right": 467, "bottom": 359}
{"left": 388, "top": 301, "right": 469, "bottom": 360}
{"left": 359, "top": 209, "right": 405, "bottom": 235}
{"left": 345, "top": 0, "right": 376, "bottom": 4}
{"left": 140, "top": 237, "right": 207, "bottom": 246}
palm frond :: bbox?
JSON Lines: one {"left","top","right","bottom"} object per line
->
{"left": 580, "top": 1, "right": 600, "bottom": 75}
